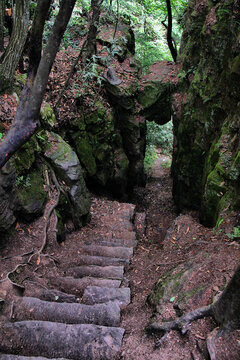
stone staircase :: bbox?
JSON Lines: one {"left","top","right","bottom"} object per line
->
{"left": 0, "top": 201, "right": 136, "bottom": 360}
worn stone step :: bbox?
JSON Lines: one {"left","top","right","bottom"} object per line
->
{"left": 82, "top": 237, "right": 137, "bottom": 248}
{"left": 89, "top": 230, "right": 136, "bottom": 241}
{"left": 80, "top": 244, "right": 133, "bottom": 259}
{"left": 112, "top": 230, "right": 136, "bottom": 240}
{"left": 82, "top": 286, "right": 131, "bottom": 308}
{"left": 24, "top": 285, "right": 80, "bottom": 303}
{"left": 0, "top": 356, "right": 69, "bottom": 360}
{"left": 0, "top": 321, "right": 124, "bottom": 360}
{"left": 13, "top": 297, "right": 120, "bottom": 327}
{"left": 92, "top": 221, "right": 134, "bottom": 232}
{"left": 74, "top": 255, "right": 129, "bottom": 268}
{"left": 67, "top": 265, "right": 124, "bottom": 280}
{"left": 49, "top": 276, "right": 121, "bottom": 296}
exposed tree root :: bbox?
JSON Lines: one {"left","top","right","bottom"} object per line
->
{"left": 146, "top": 265, "right": 240, "bottom": 359}
{"left": 146, "top": 305, "right": 213, "bottom": 346}
{"left": 206, "top": 327, "right": 220, "bottom": 360}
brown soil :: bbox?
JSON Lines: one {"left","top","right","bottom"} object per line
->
{"left": 0, "top": 155, "right": 240, "bottom": 359}
{"left": 119, "top": 155, "right": 240, "bottom": 360}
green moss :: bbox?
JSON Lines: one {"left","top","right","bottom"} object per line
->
{"left": 40, "top": 103, "right": 57, "bottom": 129}
{"left": 72, "top": 134, "right": 97, "bottom": 176}
{"left": 178, "top": 285, "right": 206, "bottom": 303}
{"left": 15, "top": 168, "right": 47, "bottom": 221}
{"left": 231, "top": 55, "right": 240, "bottom": 75}
{"left": 14, "top": 137, "right": 39, "bottom": 174}
{"left": 147, "top": 268, "right": 185, "bottom": 306}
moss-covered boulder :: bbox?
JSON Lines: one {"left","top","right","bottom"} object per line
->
{"left": 104, "top": 69, "right": 146, "bottom": 189}
{"left": 40, "top": 102, "right": 57, "bottom": 130}
{"left": 68, "top": 100, "right": 133, "bottom": 195}
{"left": 172, "top": 0, "right": 240, "bottom": 225}
{"left": 137, "top": 61, "right": 179, "bottom": 125}
{"left": 0, "top": 162, "right": 16, "bottom": 232}
{"left": 43, "top": 131, "right": 91, "bottom": 228}
{"left": 14, "top": 167, "right": 48, "bottom": 221}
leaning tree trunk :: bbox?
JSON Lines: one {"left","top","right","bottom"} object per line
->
{"left": 0, "top": 0, "right": 77, "bottom": 169}
{"left": 85, "top": 0, "right": 103, "bottom": 61}
{"left": 166, "top": 0, "right": 177, "bottom": 63}
{"left": 0, "top": 0, "right": 30, "bottom": 91}
{"left": 0, "top": 0, "right": 4, "bottom": 51}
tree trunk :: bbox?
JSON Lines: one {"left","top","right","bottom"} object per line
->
{"left": 85, "top": 0, "right": 103, "bottom": 61}
{"left": 212, "top": 265, "right": 240, "bottom": 330}
{"left": 0, "top": 0, "right": 4, "bottom": 51}
{"left": 0, "top": 0, "right": 77, "bottom": 169}
{"left": 0, "top": 0, "right": 30, "bottom": 91}
{"left": 28, "top": 0, "right": 53, "bottom": 78}
{"left": 166, "top": 0, "right": 177, "bottom": 63}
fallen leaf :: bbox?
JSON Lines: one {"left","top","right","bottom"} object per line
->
{"left": 36, "top": 256, "right": 40, "bottom": 265}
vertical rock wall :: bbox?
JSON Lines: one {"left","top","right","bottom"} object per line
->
{"left": 172, "top": 0, "right": 240, "bottom": 226}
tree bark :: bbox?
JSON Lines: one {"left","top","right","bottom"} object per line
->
{"left": 0, "top": 0, "right": 5, "bottom": 51}
{"left": 166, "top": 0, "right": 177, "bottom": 63}
{"left": 85, "top": 0, "right": 103, "bottom": 61}
{"left": 0, "top": 0, "right": 30, "bottom": 91}
{"left": 0, "top": 0, "right": 77, "bottom": 169}
{"left": 28, "top": 0, "right": 53, "bottom": 78}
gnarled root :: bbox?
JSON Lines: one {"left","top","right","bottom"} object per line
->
{"left": 146, "top": 304, "right": 213, "bottom": 348}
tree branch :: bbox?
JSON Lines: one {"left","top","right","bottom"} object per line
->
{"left": 165, "top": 0, "right": 177, "bottom": 63}
{"left": 0, "top": 0, "right": 77, "bottom": 169}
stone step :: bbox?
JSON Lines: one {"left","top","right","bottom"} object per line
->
{"left": 0, "top": 321, "right": 124, "bottom": 360}
{"left": 66, "top": 265, "right": 124, "bottom": 280}
{"left": 89, "top": 230, "right": 136, "bottom": 241}
{"left": 0, "top": 355, "right": 70, "bottom": 360}
{"left": 82, "top": 286, "right": 131, "bottom": 308}
{"left": 92, "top": 221, "right": 134, "bottom": 232}
{"left": 13, "top": 297, "right": 120, "bottom": 327}
{"left": 24, "top": 285, "right": 80, "bottom": 303}
{"left": 80, "top": 244, "right": 133, "bottom": 259}
{"left": 49, "top": 276, "right": 121, "bottom": 296}
{"left": 82, "top": 237, "right": 137, "bottom": 248}
{"left": 73, "top": 254, "right": 130, "bottom": 267}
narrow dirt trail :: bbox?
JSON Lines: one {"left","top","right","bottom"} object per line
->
{"left": 119, "top": 156, "right": 240, "bottom": 360}
{"left": 0, "top": 155, "right": 239, "bottom": 359}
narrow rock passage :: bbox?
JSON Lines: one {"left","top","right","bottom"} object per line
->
{"left": 0, "top": 200, "right": 137, "bottom": 360}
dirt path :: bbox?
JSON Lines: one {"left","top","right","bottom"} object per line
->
{"left": 120, "top": 156, "right": 240, "bottom": 360}
{"left": 0, "top": 155, "right": 240, "bottom": 359}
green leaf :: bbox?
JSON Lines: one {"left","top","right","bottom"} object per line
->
{"left": 170, "top": 296, "right": 175, "bottom": 302}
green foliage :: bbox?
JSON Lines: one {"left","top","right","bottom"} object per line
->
{"left": 82, "top": 57, "right": 104, "bottom": 86}
{"left": 16, "top": 175, "right": 31, "bottom": 188}
{"left": 0, "top": 133, "right": 3, "bottom": 140}
{"left": 215, "top": 217, "right": 224, "bottom": 228}
{"left": 144, "top": 120, "right": 173, "bottom": 173}
{"left": 144, "top": 144, "right": 158, "bottom": 173}
{"left": 61, "top": 16, "right": 88, "bottom": 49}
{"left": 103, "top": 0, "right": 188, "bottom": 68}
{"left": 227, "top": 226, "right": 240, "bottom": 239}
{"left": 146, "top": 120, "right": 173, "bottom": 155}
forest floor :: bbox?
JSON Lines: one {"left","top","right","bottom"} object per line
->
{"left": 1, "top": 153, "right": 240, "bottom": 359}
{"left": 119, "top": 154, "right": 240, "bottom": 360}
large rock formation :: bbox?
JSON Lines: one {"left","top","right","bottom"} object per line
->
{"left": 172, "top": 0, "right": 240, "bottom": 226}
{"left": 0, "top": 104, "right": 91, "bottom": 233}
